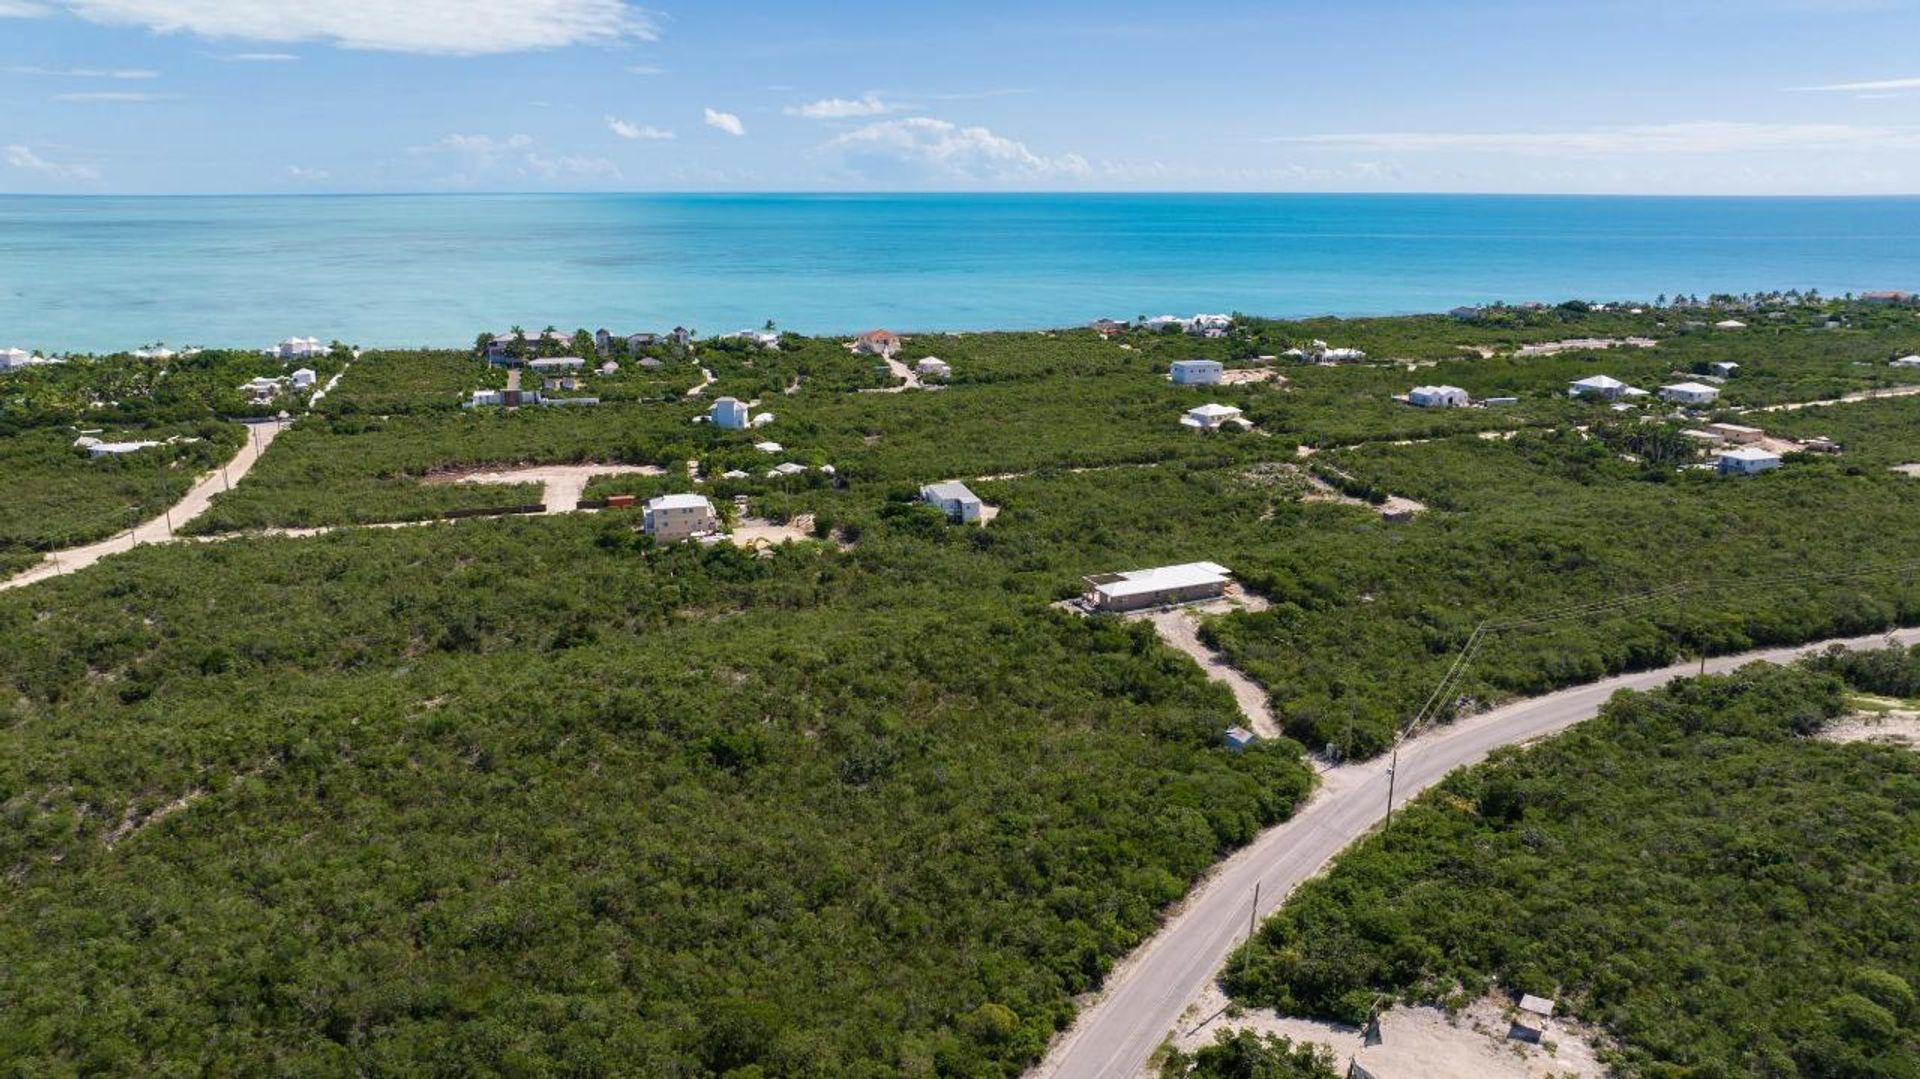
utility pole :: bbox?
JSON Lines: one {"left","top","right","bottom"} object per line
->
{"left": 1383, "top": 742, "right": 1400, "bottom": 836}
{"left": 1240, "top": 881, "right": 1261, "bottom": 983}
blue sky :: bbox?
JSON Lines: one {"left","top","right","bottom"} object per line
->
{"left": 3, "top": 0, "right": 1919, "bottom": 194}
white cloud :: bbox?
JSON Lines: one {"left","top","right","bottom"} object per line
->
{"left": 285, "top": 164, "right": 329, "bottom": 180}
{"left": 5, "top": 143, "right": 99, "bottom": 181}
{"left": 227, "top": 51, "right": 298, "bottom": 61}
{"left": 524, "top": 151, "right": 620, "bottom": 180}
{"left": 1790, "top": 75, "right": 1920, "bottom": 92}
{"left": 414, "top": 132, "right": 533, "bottom": 166}
{"left": 0, "top": 0, "right": 51, "bottom": 14}
{"left": 10, "top": 65, "right": 158, "bottom": 77}
{"left": 50, "top": 0, "right": 658, "bottom": 56}
{"left": 51, "top": 90, "right": 171, "bottom": 101}
{"left": 785, "top": 94, "right": 895, "bottom": 119}
{"left": 607, "top": 115, "right": 673, "bottom": 140}
{"left": 1271, "top": 122, "right": 1908, "bottom": 156}
{"left": 627, "top": 64, "right": 661, "bottom": 75}
{"left": 703, "top": 107, "right": 744, "bottom": 136}
{"left": 827, "top": 116, "right": 1090, "bottom": 182}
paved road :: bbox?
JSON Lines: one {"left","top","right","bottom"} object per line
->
{"left": 0, "top": 419, "right": 286, "bottom": 593}
{"left": 1033, "top": 626, "right": 1920, "bottom": 1079}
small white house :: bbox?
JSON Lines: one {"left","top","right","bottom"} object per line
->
{"left": 767, "top": 462, "right": 807, "bottom": 478}
{"left": 1408, "top": 385, "right": 1469, "bottom": 408}
{"left": 464, "top": 389, "right": 505, "bottom": 408}
{"left": 750, "top": 412, "right": 776, "bottom": 428}
{"left": 1181, "top": 403, "right": 1245, "bottom": 431}
{"left": 1714, "top": 319, "right": 1747, "bottom": 330}
{"left": 1083, "top": 561, "right": 1233, "bottom": 612}
{"left": 1890, "top": 354, "right": 1920, "bottom": 369}
{"left": 274, "top": 336, "right": 326, "bottom": 360}
{"left": 1660, "top": 381, "right": 1720, "bottom": 406}
{"left": 1319, "top": 347, "right": 1367, "bottom": 363}
{"left": 1569, "top": 374, "right": 1633, "bottom": 400}
{"left": 915, "top": 356, "right": 952, "bottom": 381}
{"left": 1169, "top": 359, "right": 1224, "bottom": 386}
{"left": 1710, "top": 361, "right": 1740, "bottom": 377}
{"left": 642, "top": 493, "right": 718, "bottom": 541}
{"left": 1717, "top": 446, "right": 1782, "bottom": 475}
{"left": 919, "top": 481, "right": 983, "bottom": 523}
{"left": 527, "top": 356, "right": 586, "bottom": 373}
{"left": 1187, "top": 313, "right": 1233, "bottom": 336}
{"left": 290, "top": 367, "right": 318, "bottom": 389}
{"left": 0, "top": 347, "right": 39, "bottom": 370}
{"left": 131, "top": 347, "right": 176, "bottom": 360}
{"left": 728, "top": 329, "right": 780, "bottom": 349}
{"left": 1139, "top": 315, "right": 1185, "bottom": 333}
{"left": 240, "top": 376, "right": 282, "bottom": 401}
{"left": 709, "top": 396, "right": 750, "bottom": 429}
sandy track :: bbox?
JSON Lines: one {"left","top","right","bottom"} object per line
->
{"left": 1145, "top": 607, "right": 1279, "bottom": 739}
{"left": 0, "top": 419, "right": 287, "bottom": 592}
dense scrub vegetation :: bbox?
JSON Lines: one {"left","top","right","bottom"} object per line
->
{"left": 1223, "top": 654, "right": 1920, "bottom": 1078}
{"left": 7, "top": 299, "right": 1920, "bottom": 1074}
{"left": 0, "top": 515, "right": 1314, "bottom": 1075}
{"left": 1157, "top": 1031, "right": 1341, "bottom": 1079}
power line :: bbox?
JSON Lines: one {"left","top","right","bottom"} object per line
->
{"left": 1381, "top": 554, "right": 1920, "bottom": 833}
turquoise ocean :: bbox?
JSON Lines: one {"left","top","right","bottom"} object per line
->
{"left": 2, "top": 193, "right": 1917, "bottom": 353}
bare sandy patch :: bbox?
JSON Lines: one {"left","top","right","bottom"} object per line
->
{"left": 731, "top": 514, "right": 816, "bottom": 551}
{"left": 444, "top": 463, "right": 668, "bottom": 512}
{"left": 1823, "top": 705, "right": 1920, "bottom": 750}
{"left": 1514, "top": 336, "right": 1658, "bottom": 357}
{"left": 1221, "top": 368, "right": 1288, "bottom": 386}
{"left": 1165, "top": 986, "right": 1609, "bottom": 1079}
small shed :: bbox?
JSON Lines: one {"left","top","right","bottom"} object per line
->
{"left": 1181, "top": 403, "right": 1245, "bottom": 431}
{"left": 1223, "top": 726, "right": 1257, "bottom": 751}
{"left": 1510, "top": 995, "right": 1556, "bottom": 1042}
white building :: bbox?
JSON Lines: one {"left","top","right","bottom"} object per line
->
{"left": 1714, "top": 319, "right": 1747, "bottom": 330}
{"left": 527, "top": 356, "right": 586, "bottom": 373}
{"left": 1083, "top": 561, "right": 1232, "bottom": 613}
{"left": 919, "top": 481, "right": 983, "bottom": 523}
{"left": 464, "top": 389, "right": 505, "bottom": 408}
{"left": 1169, "top": 359, "right": 1224, "bottom": 386}
{"left": 1717, "top": 447, "right": 1782, "bottom": 475}
{"left": 1139, "top": 315, "right": 1185, "bottom": 332}
{"left": 915, "top": 356, "right": 952, "bottom": 380}
{"left": 767, "top": 462, "right": 807, "bottom": 478}
{"left": 131, "top": 347, "right": 176, "bottom": 360}
{"left": 1710, "top": 361, "right": 1740, "bottom": 377}
{"left": 709, "top": 396, "right": 750, "bottom": 429}
{"left": 0, "top": 347, "right": 40, "bottom": 370}
{"left": 727, "top": 329, "right": 780, "bottom": 349}
{"left": 240, "top": 376, "right": 281, "bottom": 401}
{"left": 1182, "top": 403, "right": 1245, "bottom": 431}
{"left": 642, "top": 493, "right": 718, "bottom": 541}
{"left": 1318, "top": 347, "right": 1367, "bottom": 363}
{"left": 1659, "top": 381, "right": 1720, "bottom": 406}
{"left": 1891, "top": 355, "right": 1920, "bottom": 369}
{"left": 1408, "top": 385, "right": 1469, "bottom": 408}
{"left": 274, "top": 336, "right": 326, "bottom": 360}
{"left": 290, "top": 367, "right": 318, "bottom": 389}
{"left": 1569, "top": 374, "right": 1634, "bottom": 400}
{"left": 750, "top": 412, "right": 776, "bottom": 428}
{"left": 75, "top": 436, "right": 162, "bottom": 458}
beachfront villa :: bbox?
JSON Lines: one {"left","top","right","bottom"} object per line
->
{"left": 852, "top": 329, "right": 901, "bottom": 357}
{"left": 1659, "top": 381, "right": 1720, "bottom": 406}
{"left": 709, "top": 396, "right": 751, "bottom": 429}
{"left": 0, "top": 347, "right": 60, "bottom": 370}
{"left": 1169, "top": 359, "right": 1224, "bottom": 386}
{"left": 1408, "top": 385, "right": 1469, "bottom": 408}
{"left": 273, "top": 336, "right": 326, "bottom": 360}
{"left": 1181, "top": 403, "right": 1245, "bottom": 431}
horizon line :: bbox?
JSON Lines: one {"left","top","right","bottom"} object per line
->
{"left": 4, "top": 189, "right": 1920, "bottom": 200}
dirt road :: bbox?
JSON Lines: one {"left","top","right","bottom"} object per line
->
{"left": 0, "top": 419, "right": 287, "bottom": 593}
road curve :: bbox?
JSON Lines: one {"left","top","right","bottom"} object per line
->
{"left": 1033, "top": 626, "right": 1920, "bottom": 1079}
{"left": 0, "top": 418, "right": 286, "bottom": 593}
